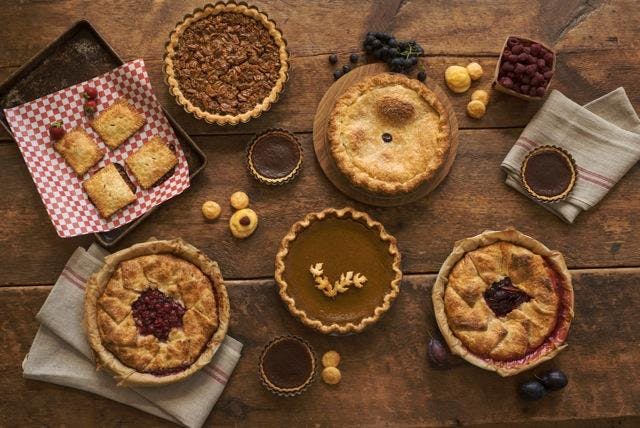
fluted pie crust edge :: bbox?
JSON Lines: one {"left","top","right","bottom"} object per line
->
{"left": 163, "top": 2, "right": 290, "bottom": 125}
{"left": 84, "top": 238, "right": 230, "bottom": 386}
{"left": 328, "top": 73, "right": 451, "bottom": 195}
{"left": 274, "top": 207, "right": 402, "bottom": 335}
{"left": 431, "top": 229, "right": 574, "bottom": 377}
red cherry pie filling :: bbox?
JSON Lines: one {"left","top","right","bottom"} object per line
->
{"left": 131, "top": 288, "right": 187, "bottom": 342}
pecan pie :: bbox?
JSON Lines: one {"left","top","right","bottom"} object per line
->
{"left": 164, "top": 2, "right": 289, "bottom": 125}
{"left": 275, "top": 207, "right": 402, "bottom": 334}
{"left": 84, "top": 239, "right": 230, "bottom": 386}
{"left": 328, "top": 73, "right": 451, "bottom": 195}
{"left": 432, "top": 229, "right": 574, "bottom": 376}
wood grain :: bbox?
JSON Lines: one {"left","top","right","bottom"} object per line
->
{"left": 1, "top": 129, "right": 639, "bottom": 285}
{"left": 1, "top": 269, "right": 638, "bottom": 426}
{"left": 312, "top": 63, "right": 459, "bottom": 206}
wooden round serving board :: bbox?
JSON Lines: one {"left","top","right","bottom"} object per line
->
{"left": 312, "top": 62, "right": 459, "bottom": 207}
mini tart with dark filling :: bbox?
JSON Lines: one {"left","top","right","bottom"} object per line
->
{"left": 84, "top": 239, "right": 230, "bottom": 386}
{"left": 259, "top": 336, "right": 316, "bottom": 396}
{"left": 432, "top": 229, "right": 574, "bottom": 377}
{"left": 275, "top": 207, "right": 402, "bottom": 335}
{"left": 328, "top": 73, "right": 451, "bottom": 195}
{"left": 520, "top": 145, "right": 577, "bottom": 202}
{"left": 163, "top": 2, "right": 289, "bottom": 125}
{"left": 247, "top": 129, "right": 302, "bottom": 185}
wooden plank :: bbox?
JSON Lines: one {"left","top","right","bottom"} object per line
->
{"left": 1, "top": 269, "right": 638, "bottom": 426}
{"left": 1, "top": 129, "right": 639, "bottom": 285}
{"left": 1, "top": 1, "right": 637, "bottom": 68}
{"left": 2, "top": 48, "right": 639, "bottom": 141}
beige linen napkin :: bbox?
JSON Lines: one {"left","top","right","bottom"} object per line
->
{"left": 22, "top": 244, "right": 243, "bottom": 428}
{"left": 501, "top": 88, "right": 640, "bottom": 223}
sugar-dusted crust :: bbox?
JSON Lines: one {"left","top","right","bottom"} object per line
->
{"left": 163, "top": 2, "right": 289, "bottom": 126}
{"left": 274, "top": 207, "right": 402, "bottom": 335}
{"left": 54, "top": 126, "right": 105, "bottom": 176}
{"left": 91, "top": 98, "right": 146, "bottom": 149}
{"left": 84, "top": 238, "right": 230, "bottom": 387}
{"left": 328, "top": 73, "right": 451, "bottom": 195}
{"left": 432, "top": 229, "right": 574, "bottom": 377}
{"left": 125, "top": 136, "right": 178, "bottom": 189}
{"left": 82, "top": 164, "right": 136, "bottom": 218}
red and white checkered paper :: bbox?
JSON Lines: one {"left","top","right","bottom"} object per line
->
{"left": 4, "top": 59, "right": 190, "bottom": 238}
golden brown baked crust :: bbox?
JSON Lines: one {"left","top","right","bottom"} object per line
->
{"left": 82, "top": 164, "right": 137, "bottom": 218}
{"left": 163, "top": 2, "right": 289, "bottom": 126}
{"left": 91, "top": 98, "right": 145, "bottom": 149}
{"left": 54, "top": 127, "right": 105, "bottom": 176}
{"left": 274, "top": 207, "right": 402, "bottom": 335}
{"left": 125, "top": 136, "right": 178, "bottom": 189}
{"left": 432, "top": 229, "right": 574, "bottom": 376}
{"left": 84, "top": 238, "right": 230, "bottom": 386}
{"left": 328, "top": 73, "right": 451, "bottom": 195}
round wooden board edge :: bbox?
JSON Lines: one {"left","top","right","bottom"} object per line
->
{"left": 312, "top": 62, "right": 460, "bottom": 207}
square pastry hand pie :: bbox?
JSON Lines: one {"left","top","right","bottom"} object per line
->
{"left": 125, "top": 136, "right": 178, "bottom": 189}
{"left": 54, "top": 127, "right": 104, "bottom": 176}
{"left": 91, "top": 97, "right": 145, "bottom": 149}
{"left": 82, "top": 163, "right": 137, "bottom": 218}
{"left": 84, "top": 239, "right": 230, "bottom": 386}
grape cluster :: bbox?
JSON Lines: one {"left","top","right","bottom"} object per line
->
{"left": 363, "top": 32, "right": 425, "bottom": 78}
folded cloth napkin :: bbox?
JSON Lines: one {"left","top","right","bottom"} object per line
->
{"left": 22, "top": 244, "right": 243, "bottom": 428}
{"left": 501, "top": 88, "right": 640, "bottom": 223}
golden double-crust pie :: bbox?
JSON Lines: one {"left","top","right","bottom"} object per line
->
{"left": 432, "top": 229, "right": 574, "bottom": 376}
{"left": 84, "top": 239, "right": 230, "bottom": 386}
{"left": 163, "top": 2, "right": 289, "bottom": 125}
{"left": 328, "top": 73, "right": 451, "bottom": 195}
{"left": 91, "top": 98, "right": 146, "bottom": 149}
{"left": 54, "top": 127, "right": 104, "bottom": 176}
{"left": 82, "top": 163, "right": 137, "bottom": 218}
{"left": 125, "top": 136, "right": 178, "bottom": 189}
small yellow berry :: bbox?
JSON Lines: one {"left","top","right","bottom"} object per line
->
{"left": 466, "top": 62, "right": 484, "bottom": 81}
{"left": 444, "top": 65, "right": 471, "bottom": 93}
{"left": 466, "top": 100, "right": 486, "bottom": 119}
{"left": 321, "top": 366, "right": 342, "bottom": 385}
{"left": 471, "top": 89, "right": 490, "bottom": 106}
{"left": 201, "top": 201, "right": 221, "bottom": 220}
{"left": 322, "top": 350, "right": 341, "bottom": 368}
{"left": 230, "top": 191, "right": 249, "bottom": 210}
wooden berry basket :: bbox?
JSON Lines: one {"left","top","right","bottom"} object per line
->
{"left": 492, "top": 35, "right": 556, "bottom": 101}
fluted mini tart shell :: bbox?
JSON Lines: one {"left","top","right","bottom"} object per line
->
{"left": 247, "top": 128, "right": 303, "bottom": 185}
{"left": 258, "top": 335, "right": 316, "bottom": 397}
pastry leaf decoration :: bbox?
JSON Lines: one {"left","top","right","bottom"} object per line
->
{"left": 309, "top": 263, "right": 367, "bottom": 298}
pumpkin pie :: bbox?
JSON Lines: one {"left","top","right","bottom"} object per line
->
{"left": 84, "top": 239, "right": 230, "bottom": 386}
{"left": 275, "top": 207, "right": 402, "bottom": 334}
{"left": 163, "top": 2, "right": 289, "bottom": 125}
{"left": 328, "top": 73, "right": 451, "bottom": 195}
{"left": 432, "top": 229, "right": 574, "bottom": 376}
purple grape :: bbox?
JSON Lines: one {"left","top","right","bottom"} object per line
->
{"left": 428, "top": 338, "right": 448, "bottom": 366}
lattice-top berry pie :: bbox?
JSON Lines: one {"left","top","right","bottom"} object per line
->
{"left": 84, "top": 239, "right": 229, "bottom": 386}
{"left": 432, "top": 229, "right": 574, "bottom": 376}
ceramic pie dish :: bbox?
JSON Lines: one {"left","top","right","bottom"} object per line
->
{"left": 275, "top": 207, "right": 402, "bottom": 335}
{"left": 432, "top": 229, "right": 574, "bottom": 376}
{"left": 163, "top": 2, "right": 289, "bottom": 125}
{"left": 84, "top": 238, "right": 230, "bottom": 386}
{"left": 328, "top": 73, "right": 451, "bottom": 195}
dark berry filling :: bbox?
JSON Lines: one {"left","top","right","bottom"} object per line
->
{"left": 483, "top": 277, "right": 531, "bottom": 317}
{"left": 131, "top": 288, "right": 186, "bottom": 341}
{"left": 382, "top": 133, "right": 393, "bottom": 143}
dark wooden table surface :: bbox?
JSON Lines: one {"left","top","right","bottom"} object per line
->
{"left": 1, "top": 1, "right": 639, "bottom": 426}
